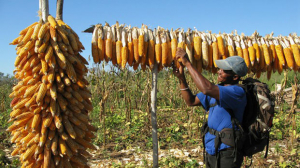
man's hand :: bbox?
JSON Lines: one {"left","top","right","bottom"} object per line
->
{"left": 176, "top": 47, "right": 190, "bottom": 66}
{"left": 173, "top": 61, "right": 185, "bottom": 82}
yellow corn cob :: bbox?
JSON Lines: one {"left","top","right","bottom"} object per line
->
{"left": 22, "top": 144, "right": 37, "bottom": 161}
{"left": 211, "top": 36, "right": 219, "bottom": 68}
{"left": 24, "top": 83, "right": 40, "bottom": 98}
{"left": 12, "top": 97, "right": 30, "bottom": 110}
{"left": 116, "top": 40, "right": 122, "bottom": 66}
{"left": 49, "top": 25, "right": 57, "bottom": 42}
{"left": 185, "top": 29, "right": 193, "bottom": 66}
{"left": 201, "top": 33, "right": 209, "bottom": 68}
{"left": 138, "top": 27, "right": 144, "bottom": 57}
{"left": 47, "top": 15, "right": 57, "bottom": 28}
{"left": 289, "top": 36, "right": 300, "bottom": 68}
{"left": 193, "top": 32, "right": 202, "bottom": 60}
{"left": 19, "top": 22, "right": 37, "bottom": 36}
{"left": 36, "top": 83, "right": 46, "bottom": 105}
{"left": 20, "top": 132, "right": 35, "bottom": 144}
{"left": 57, "top": 25, "right": 69, "bottom": 45}
{"left": 241, "top": 39, "right": 251, "bottom": 70}
{"left": 131, "top": 28, "right": 139, "bottom": 63}
{"left": 10, "top": 35, "right": 23, "bottom": 45}
{"left": 98, "top": 35, "right": 105, "bottom": 62}
{"left": 252, "top": 41, "right": 260, "bottom": 62}
{"left": 274, "top": 39, "right": 286, "bottom": 67}
{"left": 281, "top": 38, "right": 294, "bottom": 70}
{"left": 148, "top": 30, "right": 155, "bottom": 69}
{"left": 91, "top": 25, "right": 99, "bottom": 63}
{"left": 18, "top": 27, "right": 34, "bottom": 47}
{"left": 38, "top": 22, "right": 50, "bottom": 41}
{"left": 217, "top": 33, "right": 226, "bottom": 59}
{"left": 261, "top": 38, "right": 271, "bottom": 66}
{"left": 161, "top": 32, "right": 168, "bottom": 67}
{"left": 247, "top": 39, "right": 256, "bottom": 66}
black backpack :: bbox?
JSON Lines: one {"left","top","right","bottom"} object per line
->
{"left": 239, "top": 78, "right": 275, "bottom": 158}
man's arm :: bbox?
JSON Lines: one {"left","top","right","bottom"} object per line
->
{"left": 177, "top": 72, "right": 202, "bottom": 106}
{"left": 176, "top": 48, "right": 220, "bottom": 100}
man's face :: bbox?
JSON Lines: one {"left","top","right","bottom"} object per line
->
{"left": 217, "top": 69, "right": 236, "bottom": 84}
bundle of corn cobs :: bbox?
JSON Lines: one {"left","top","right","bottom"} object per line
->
{"left": 89, "top": 22, "right": 300, "bottom": 79}
{"left": 8, "top": 15, "right": 96, "bottom": 168}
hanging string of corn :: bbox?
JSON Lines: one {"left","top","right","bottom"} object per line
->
{"left": 85, "top": 22, "right": 300, "bottom": 79}
{"left": 9, "top": 15, "right": 96, "bottom": 168}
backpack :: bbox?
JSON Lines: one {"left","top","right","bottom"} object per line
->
{"left": 239, "top": 77, "right": 275, "bottom": 158}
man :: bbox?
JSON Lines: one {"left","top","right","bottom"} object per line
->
{"left": 173, "top": 48, "right": 248, "bottom": 168}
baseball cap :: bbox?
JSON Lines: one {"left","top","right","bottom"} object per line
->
{"left": 214, "top": 56, "right": 248, "bottom": 77}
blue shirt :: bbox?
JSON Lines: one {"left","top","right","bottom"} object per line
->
{"left": 196, "top": 85, "right": 246, "bottom": 155}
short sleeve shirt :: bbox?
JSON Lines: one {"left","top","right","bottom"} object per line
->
{"left": 196, "top": 85, "right": 246, "bottom": 155}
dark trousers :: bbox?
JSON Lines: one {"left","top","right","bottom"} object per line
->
{"left": 205, "top": 149, "right": 243, "bottom": 168}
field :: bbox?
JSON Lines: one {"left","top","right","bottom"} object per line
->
{"left": 0, "top": 65, "right": 299, "bottom": 168}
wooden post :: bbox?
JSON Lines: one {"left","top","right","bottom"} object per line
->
{"left": 56, "top": 0, "right": 64, "bottom": 20}
{"left": 151, "top": 63, "right": 158, "bottom": 168}
{"left": 41, "top": 0, "right": 49, "bottom": 22}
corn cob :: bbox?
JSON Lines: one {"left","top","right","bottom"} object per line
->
{"left": 247, "top": 38, "right": 256, "bottom": 66}
{"left": 227, "top": 34, "right": 235, "bottom": 56}
{"left": 121, "top": 28, "right": 128, "bottom": 69}
{"left": 148, "top": 29, "right": 155, "bottom": 69}
{"left": 273, "top": 38, "right": 286, "bottom": 67}
{"left": 138, "top": 25, "right": 145, "bottom": 57}
{"left": 141, "top": 26, "right": 149, "bottom": 68}
{"left": 217, "top": 33, "right": 226, "bottom": 59}
{"left": 206, "top": 32, "right": 213, "bottom": 69}
{"left": 281, "top": 37, "right": 295, "bottom": 70}
{"left": 201, "top": 33, "right": 209, "bottom": 68}
{"left": 155, "top": 28, "right": 162, "bottom": 64}
{"left": 91, "top": 25, "right": 99, "bottom": 63}
{"left": 252, "top": 33, "right": 260, "bottom": 63}
{"left": 241, "top": 37, "right": 251, "bottom": 70}
{"left": 193, "top": 29, "right": 202, "bottom": 60}
{"left": 185, "top": 29, "right": 193, "bottom": 65}
{"left": 161, "top": 30, "right": 169, "bottom": 66}
{"left": 97, "top": 24, "right": 105, "bottom": 62}
{"left": 132, "top": 27, "right": 140, "bottom": 63}
{"left": 127, "top": 28, "right": 134, "bottom": 66}
{"left": 261, "top": 37, "right": 271, "bottom": 66}
{"left": 289, "top": 35, "right": 300, "bottom": 68}
{"left": 234, "top": 33, "right": 243, "bottom": 58}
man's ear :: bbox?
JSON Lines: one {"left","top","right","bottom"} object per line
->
{"left": 233, "top": 75, "right": 239, "bottom": 81}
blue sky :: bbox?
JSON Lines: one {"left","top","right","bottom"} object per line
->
{"left": 0, "top": 0, "right": 299, "bottom": 76}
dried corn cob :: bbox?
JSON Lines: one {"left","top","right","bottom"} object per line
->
{"left": 121, "top": 28, "right": 128, "bottom": 69}
{"left": 185, "top": 29, "right": 193, "bottom": 65}
{"left": 148, "top": 29, "right": 155, "bottom": 69}
{"left": 127, "top": 28, "right": 134, "bottom": 66}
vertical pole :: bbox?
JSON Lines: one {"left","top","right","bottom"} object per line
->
{"left": 41, "top": 0, "right": 49, "bottom": 22}
{"left": 56, "top": 0, "right": 64, "bottom": 20}
{"left": 151, "top": 63, "right": 158, "bottom": 168}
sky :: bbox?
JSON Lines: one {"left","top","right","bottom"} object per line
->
{"left": 0, "top": 0, "right": 299, "bottom": 76}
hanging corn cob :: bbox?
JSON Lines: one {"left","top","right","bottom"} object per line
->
{"left": 261, "top": 37, "right": 271, "bottom": 66}
{"left": 193, "top": 28, "right": 202, "bottom": 61}
{"left": 211, "top": 34, "right": 219, "bottom": 67}
{"left": 247, "top": 37, "right": 256, "bottom": 67}
{"left": 116, "top": 23, "right": 123, "bottom": 66}
{"left": 155, "top": 28, "right": 162, "bottom": 64}
{"left": 281, "top": 37, "right": 295, "bottom": 70}
{"left": 161, "top": 30, "right": 168, "bottom": 67}
{"left": 201, "top": 33, "right": 209, "bottom": 68}
{"left": 9, "top": 16, "right": 95, "bottom": 168}
{"left": 227, "top": 33, "right": 235, "bottom": 57}
{"left": 241, "top": 35, "right": 251, "bottom": 70}
{"left": 166, "top": 30, "right": 173, "bottom": 67}
{"left": 289, "top": 35, "right": 300, "bottom": 69}
{"left": 91, "top": 25, "right": 99, "bottom": 63}
{"left": 234, "top": 33, "right": 243, "bottom": 58}
{"left": 170, "top": 28, "right": 178, "bottom": 61}
{"left": 121, "top": 27, "right": 128, "bottom": 69}
{"left": 185, "top": 28, "right": 193, "bottom": 65}
{"left": 206, "top": 32, "right": 213, "bottom": 69}
{"left": 127, "top": 27, "right": 134, "bottom": 66}
{"left": 148, "top": 29, "right": 155, "bottom": 69}
{"left": 97, "top": 24, "right": 105, "bottom": 62}
{"left": 141, "top": 26, "right": 149, "bottom": 70}
{"left": 105, "top": 26, "right": 113, "bottom": 61}
{"left": 252, "top": 32, "right": 260, "bottom": 64}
